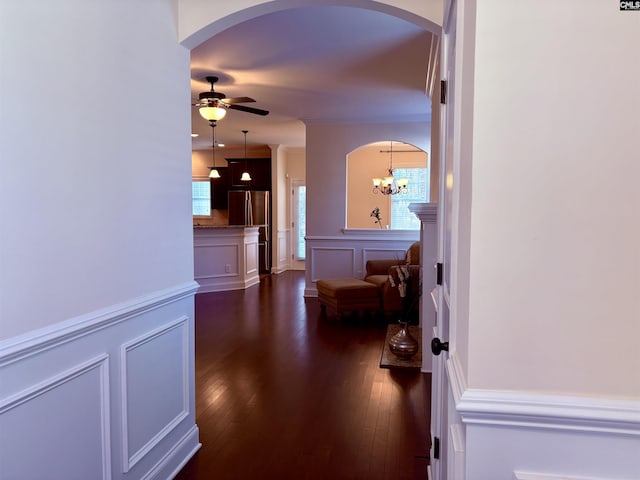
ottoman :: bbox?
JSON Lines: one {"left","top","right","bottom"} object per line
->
{"left": 316, "top": 278, "right": 380, "bottom": 317}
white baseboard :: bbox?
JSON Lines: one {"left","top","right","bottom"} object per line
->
{"left": 144, "top": 425, "right": 201, "bottom": 480}
{"left": 196, "top": 276, "right": 260, "bottom": 293}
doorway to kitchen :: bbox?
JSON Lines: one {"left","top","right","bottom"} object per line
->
{"left": 291, "top": 178, "right": 306, "bottom": 270}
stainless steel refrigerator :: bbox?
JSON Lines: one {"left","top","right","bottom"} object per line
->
{"left": 228, "top": 190, "right": 271, "bottom": 273}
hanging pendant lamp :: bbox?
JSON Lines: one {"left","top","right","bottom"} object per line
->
{"left": 240, "top": 130, "right": 252, "bottom": 181}
{"left": 208, "top": 120, "right": 220, "bottom": 178}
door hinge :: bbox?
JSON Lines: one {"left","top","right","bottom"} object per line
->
{"left": 436, "top": 262, "right": 443, "bottom": 286}
{"left": 440, "top": 80, "right": 447, "bottom": 105}
{"left": 433, "top": 436, "right": 440, "bottom": 460}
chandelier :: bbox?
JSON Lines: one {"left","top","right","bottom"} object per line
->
{"left": 372, "top": 141, "right": 408, "bottom": 195}
{"left": 208, "top": 120, "right": 220, "bottom": 178}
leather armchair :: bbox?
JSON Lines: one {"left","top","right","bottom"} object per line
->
{"left": 364, "top": 242, "right": 421, "bottom": 321}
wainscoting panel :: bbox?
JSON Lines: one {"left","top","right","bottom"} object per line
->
{"left": 0, "top": 355, "right": 111, "bottom": 480}
{"left": 121, "top": 318, "right": 189, "bottom": 472}
{"left": 310, "top": 247, "right": 356, "bottom": 281}
{"left": 245, "top": 240, "right": 259, "bottom": 275}
{"left": 194, "top": 244, "right": 238, "bottom": 277}
{"left": 194, "top": 228, "right": 260, "bottom": 293}
{"left": 0, "top": 282, "right": 200, "bottom": 480}
{"left": 305, "top": 232, "right": 419, "bottom": 296}
{"left": 274, "top": 228, "right": 290, "bottom": 274}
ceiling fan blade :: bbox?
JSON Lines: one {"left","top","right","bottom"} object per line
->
{"left": 222, "top": 96, "right": 256, "bottom": 105}
{"left": 228, "top": 104, "right": 270, "bottom": 116}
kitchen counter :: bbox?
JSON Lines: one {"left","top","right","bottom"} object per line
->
{"left": 193, "top": 226, "right": 260, "bottom": 292}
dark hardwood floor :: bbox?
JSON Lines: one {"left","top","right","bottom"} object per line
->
{"left": 175, "top": 271, "right": 430, "bottom": 480}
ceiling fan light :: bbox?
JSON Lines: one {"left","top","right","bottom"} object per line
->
{"left": 209, "top": 168, "right": 221, "bottom": 179}
{"left": 199, "top": 106, "right": 227, "bottom": 121}
{"left": 240, "top": 171, "right": 252, "bottom": 181}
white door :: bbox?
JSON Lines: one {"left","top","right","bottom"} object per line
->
{"left": 430, "top": 0, "right": 465, "bottom": 478}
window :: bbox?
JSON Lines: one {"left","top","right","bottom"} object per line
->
{"left": 192, "top": 180, "right": 211, "bottom": 216}
{"left": 390, "top": 168, "right": 428, "bottom": 230}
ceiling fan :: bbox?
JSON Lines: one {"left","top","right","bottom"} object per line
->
{"left": 193, "top": 75, "right": 269, "bottom": 120}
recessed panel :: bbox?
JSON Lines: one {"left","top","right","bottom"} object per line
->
{"left": 311, "top": 248, "right": 355, "bottom": 280}
{"left": 0, "top": 358, "right": 109, "bottom": 480}
{"left": 246, "top": 241, "right": 258, "bottom": 274}
{"left": 123, "top": 320, "right": 188, "bottom": 469}
{"left": 194, "top": 244, "right": 238, "bottom": 277}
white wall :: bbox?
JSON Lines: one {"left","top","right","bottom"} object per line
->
{"left": 0, "top": 1, "right": 200, "bottom": 478}
{"left": 467, "top": 0, "right": 640, "bottom": 399}
{"left": 306, "top": 122, "right": 431, "bottom": 235}
{"left": 0, "top": 0, "right": 194, "bottom": 339}
{"left": 439, "top": 0, "right": 640, "bottom": 478}
{"left": 286, "top": 147, "right": 306, "bottom": 181}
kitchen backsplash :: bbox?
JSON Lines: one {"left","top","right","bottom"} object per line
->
{"left": 194, "top": 209, "right": 228, "bottom": 226}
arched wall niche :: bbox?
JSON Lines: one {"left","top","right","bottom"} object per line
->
{"left": 347, "top": 140, "right": 428, "bottom": 229}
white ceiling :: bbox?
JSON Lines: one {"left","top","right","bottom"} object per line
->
{"left": 190, "top": 6, "right": 434, "bottom": 151}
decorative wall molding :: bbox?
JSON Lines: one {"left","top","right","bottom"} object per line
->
{"left": 409, "top": 202, "right": 438, "bottom": 223}
{"left": 340, "top": 229, "right": 421, "bottom": 240}
{"left": 447, "top": 352, "right": 640, "bottom": 436}
{"left": 245, "top": 239, "right": 259, "bottom": 275}
{"left": 0, "top": 281, "right": 199, "bottom": 366}
{"left": 0, "top": 354, "right": 111, "bottom": 480}
{"left": 305, "top": 234, "right": 420, "bottom": 296}
{"left": 449, "top": 423, "right": 466, "bottom": 480}
{"left": 193, "top": 227, "right": 260, "bottom": 292}
{"left": 447, "top": 352, "right": 468, "bottom": 406}
{"left": 273, "top": 228, "right": 290, "bottom": 273}
{"left": 0, "top": 283, "right": 199, "bottom": 480}
{"left": 310, "top": 246, "right": 357, "bottom": 282}
{"left": 120, "top": 317, "right": 190, "bottom": 472}
{"left": 145, "top": 425, "right": 201, "bottom": 480}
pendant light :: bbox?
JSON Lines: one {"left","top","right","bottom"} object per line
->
{"left": 240, "top": 130, "right": 252, "bottom": 182}
{"left": 208, "top": 120, "right": 220, "bottom": 179}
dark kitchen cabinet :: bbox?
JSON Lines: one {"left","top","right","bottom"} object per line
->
{"left": 227, "top": 158, "right": 272, "bottom": 190}
{"left": 210, "top": 167, "right": 230, "bottom": 209}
